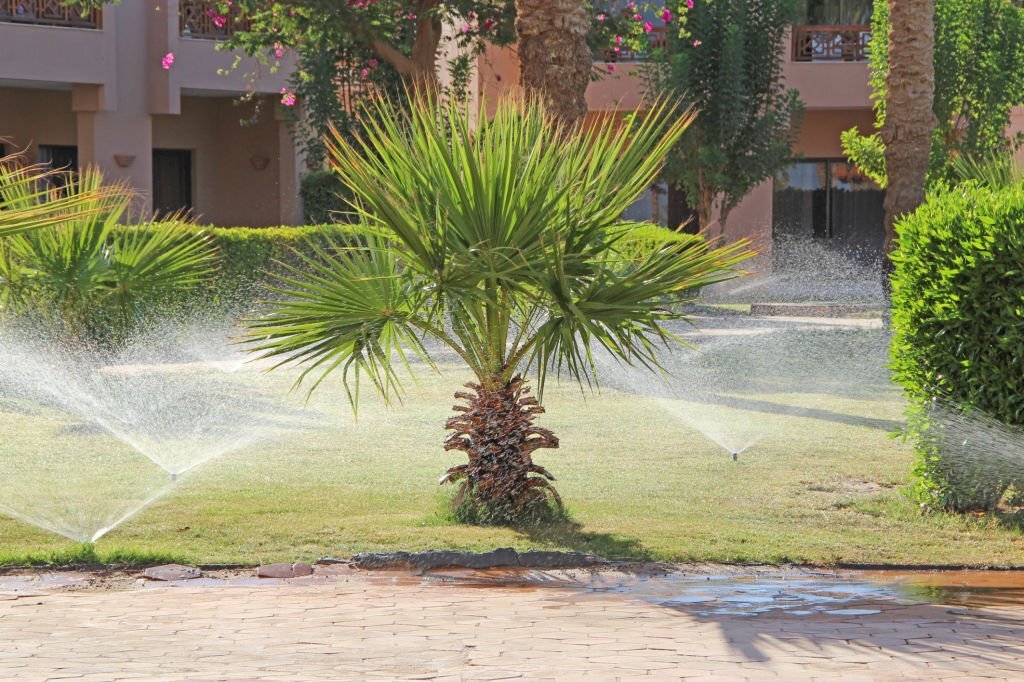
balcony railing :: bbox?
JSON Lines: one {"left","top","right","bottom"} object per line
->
{"left": 0, "top": 0, "right": 101, "bottom": 29}
{"left": 792, "top": 25, "right": 871, "bottom": 62}
{"left": 599, "top": 26, "right": 667, "bottom": 62}
{"left": 179, "top": 0, "right": 249, "bottom": 40}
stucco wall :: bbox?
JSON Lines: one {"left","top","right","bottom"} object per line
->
{"left": 0, "top": 87, "right": 77, "bottom": 159}
{"left": 152, "top": 96, "right": 286, "bottom": 226}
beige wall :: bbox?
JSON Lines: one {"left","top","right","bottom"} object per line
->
{"left": 0, "top": 88, "right": 77, "bottom": 158}
{"left": 153, "top": 96, "right": 293, "bottom": 226}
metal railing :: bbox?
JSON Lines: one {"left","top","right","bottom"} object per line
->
{"left": 0, "top": 0, "right": 101, "bottom": 29}
{"left": 792, "top": 25, "right": 871, "bottom": 62}
{"left": 179, "top": 0, "right": 249, "bottom": 40}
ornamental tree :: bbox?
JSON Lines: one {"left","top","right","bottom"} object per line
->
{"left": 644, "top": 0, "right": 803, "bottom": 231}
{"left": 247, "top": 95, "right": 752, "bottom": 523}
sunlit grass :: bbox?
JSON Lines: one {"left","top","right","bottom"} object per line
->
{"left": 2, "top": 364, "right": 1023, "bottom": 567}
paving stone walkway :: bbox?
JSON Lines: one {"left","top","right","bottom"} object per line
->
{"left": 1, "top": 570, "right": 1023, "bottom": 680}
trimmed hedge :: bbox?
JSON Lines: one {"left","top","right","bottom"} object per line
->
{"left": 890, "top": 182, "right": 1024, "bottom": 511}
{"left": 299, "top": 170, "right": 356, "bottom": 224}
{"left": 120, "top": 224, "right": 359, "bottom": 308}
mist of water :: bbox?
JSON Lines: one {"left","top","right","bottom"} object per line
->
{"left": 0, "top": 318, "right": 321, "bottom": 543}
{"left": 596, "top": 246, "right": 893, "bottom": 457}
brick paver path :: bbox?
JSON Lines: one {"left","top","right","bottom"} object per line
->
{"left": 2, "top": 572, "right": 1023, "bottom": 680}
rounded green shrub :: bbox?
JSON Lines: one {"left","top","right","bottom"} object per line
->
{"left": 891, "top": 182, "right": 1024, "bottom": 511}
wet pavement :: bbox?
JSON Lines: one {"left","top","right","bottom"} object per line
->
{"left": 2, "top": 565, "right": 1024, "bottom": 680}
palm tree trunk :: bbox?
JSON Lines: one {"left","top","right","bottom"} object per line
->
{"left": 440, "top": 376, "right": 561, "bottom": 522}
{"left": 881, "top": 0, "right": 936, "bottom": 273}
{"left": 515, "top": 0, "right": 592, "bottom": 125}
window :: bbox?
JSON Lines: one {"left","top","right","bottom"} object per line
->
{"left": 772, "top": 160, "right": 885, "bottom": 263}
{"left": 38, "top": 145, "right": 78, "bottom": 172}
{"left": 37, "top": 145, "right": 78, "bottom": 191}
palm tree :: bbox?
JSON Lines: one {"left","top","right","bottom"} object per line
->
{"left": 881, "top": 0, "right": 936, "bottom": 266}
{"left": 0, "top": 163, "right": 216, "bottom": 344}
{"left": 515, "top": 0, "right": 593, "bottom": 124}
{"left": 247, "top": 95, "right": 752, "bottom": 523}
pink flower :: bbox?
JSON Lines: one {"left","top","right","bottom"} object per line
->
{"left": 607, "top": 64, "right": 616, "bottom": 72}
{"left": 644, "top": 21, "right": 653, "bottom": 33}
{"left": 597, "top": 12, "right": 606, "bottom": 21}
{"left": 273, "top": 42, "right": 284, "bottom": 59}
{"left": 461, "top": 23, "right": 471, "bottom": 33}
{"left": 662, "top": 8, "right": 672, "bottom": 22}
{"left": 481, "top": 18, "right": 496, "bottom": 31}
{"left": 627, "top": 1, "right": 635, "bottom": 8}
{"left": 407, "top": 12, "right": 415, "bottom": 19}
{"left": 692, "top": 39, "right": 701, "bottom": 47}
{"left": 686, "top": 0, "right": 694, "bottom": 8}
{"left": 368, "top": 58, "right": 378, "bottom": 67}
{"left": 360, "top": 68, "right": 370, "bottom": 79}
{"left": 280, "top": 88, "right": 296, "bottom": 106}
{"left": 616, "top": 35, "right": 623, "bottom": 44}
{"left": 161, "top": 52, "right": 175, "bottom": 70}
{"left": 633, "top": 13, "right": 642, "bottom": 20}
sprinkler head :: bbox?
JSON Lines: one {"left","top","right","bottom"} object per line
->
{"left": 170, "top": 472, "right": 178, "bottom": 482}
{"left": 732, "top": 451, "right": 739, "bottom": 461}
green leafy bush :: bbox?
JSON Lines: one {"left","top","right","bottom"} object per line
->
{"left": 890, "top": 182, "right": 1024, "bottom": 510}
{"left": 1, "top": 169, "right": 215, "bottom": 344}
{"left": 125, "top": 224, "right": 361, "bottom": 310}
{"left": 299, "top": 170, "right": 356, "bottom": 224}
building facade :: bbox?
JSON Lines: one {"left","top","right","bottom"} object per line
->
{"left": 0, "top": 0, "right": 302, "bottom": 225}
{"left": 474, "top": 1, "right": 897, "bottom": 268}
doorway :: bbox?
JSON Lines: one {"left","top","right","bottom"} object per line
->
{"left": 152, "top": 149, "right": 193, "bottom": 217}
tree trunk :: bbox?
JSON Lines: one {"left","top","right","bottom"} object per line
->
{"left": 881, "top": 0, "right": 936, "bottom": 281}
{"left": 515, "top": 0, "right": 592, "bottom": 125}
{"left": 440, "top": 376, "right": 561, "bottom": 523}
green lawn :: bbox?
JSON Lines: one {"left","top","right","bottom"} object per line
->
{"left": 2, "top": 359, "right": 1024, "bottom": 568}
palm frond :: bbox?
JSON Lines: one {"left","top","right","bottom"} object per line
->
{"left": 246, "top": 238, "right": 440, "bottom": 409}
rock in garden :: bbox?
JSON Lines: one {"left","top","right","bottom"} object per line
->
{"left": 256, "top": 562, "right": 314, "bottom": 579}
{"left": 142, "top": 564, "right": 202, "bottom": 581}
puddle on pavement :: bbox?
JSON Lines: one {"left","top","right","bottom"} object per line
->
{"left": 3, "top": 565, "right": 1024, "bottom": 617}
{"left": 415, "top": 567, "right": 1024, "bottom": 617}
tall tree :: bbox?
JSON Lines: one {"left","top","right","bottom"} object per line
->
{"left": 646, "top": 0, "right": 803, "bottom": 232}
{"left": 843, "top": 0, "right": 1024, "bottom": 199}
{"left": 880, "top": 0, "right": 936, "bottom": 262}
{"left": 515, "top": 0, "right": 593, "bottom": 124}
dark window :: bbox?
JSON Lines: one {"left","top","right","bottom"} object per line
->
{"left": 38, "top": 145, "right": 78, "bottom": 172}
{"left": 772, "top": 159, "right": 885, "bottom": 264}
{"left": 37, "top": 145, "right": 78, "bottom": 191}
{"left": 152, "top": 149, "right": 193, "bottom": 217}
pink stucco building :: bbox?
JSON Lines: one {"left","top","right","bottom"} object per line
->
{"left": 4, "top": 1, "right": 1019, "bottom": 256}
{"left": 473, "top": 5, "right": 884, "bottom": 266}
{"left": 0, "top": 0, "right": 302, "bottom": 225}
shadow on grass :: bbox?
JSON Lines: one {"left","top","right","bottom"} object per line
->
{"left": 514, "top": 517, "right": 653, "bottom": 562}
{"left": 706, "top": 392, "right": 904, "bottom": 432}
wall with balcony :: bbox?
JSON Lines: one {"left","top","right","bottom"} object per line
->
{"left": 0, "top": 1, "right": 294, "bottom": 114}
{"left": 0, "top": 3, "right": 114, "bottom": 93}
{"left": 477, "top": 25, "right": 873, "bottom": 115}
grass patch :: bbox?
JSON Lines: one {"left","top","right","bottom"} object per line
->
{"left": 2, "top": 364, "right": 1024, "bottom": 567}
{"left": 0, "top": 543, "right": 186, "bottom": 568}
